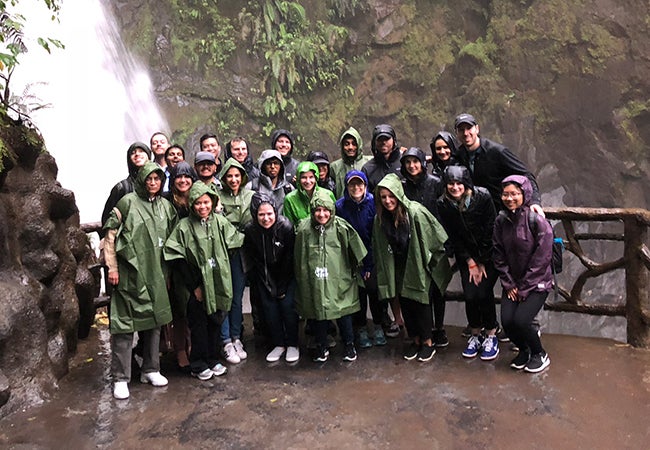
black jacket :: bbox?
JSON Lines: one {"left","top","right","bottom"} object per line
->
{"left": 242, "top": 216, "right": 295, "bottom": 298}
{"left": 456, "top": 137, "right": 541, "bottom": 210}
{"left": 436, "top": 186, "right": 496, "bottom": 264}
{"left": 400, "top": 147, "right": 444, "bottom": 220}
{"left": 362, "top": 124, "right": 403, "bottom": 192}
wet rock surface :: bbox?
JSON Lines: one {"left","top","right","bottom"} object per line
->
{"left": 1, "top": 321, "right": 648, "bottom": 449}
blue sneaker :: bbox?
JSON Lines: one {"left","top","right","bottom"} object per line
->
{"left": 462, "top": 335, "right": 483, "bottom": 358}
{"left": 480, "top": 335, "right": 499, "bottom": 360}
{"left": 357, "top": 329, "right": 373, "bottom": 349}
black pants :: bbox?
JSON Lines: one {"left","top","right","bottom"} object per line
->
{"left": 400, "top": 297, "right": 433, "bottom": 342}
{"left": 429, "top": 283, "right": 445, "bottom": 330}
{"left": 501, "top": 290, "right": 547, "bottom": 355}
{"left": 314, "top": 315, "right": 354, "bottom": 347}
{"left": 353, "top": 272, "right": 388, "bottom": 328}
{"left": 187, "top": 294, "right": 221, "bottom": 373}
{"left": 459, "top": 261, "right": 499, "bottom": 330}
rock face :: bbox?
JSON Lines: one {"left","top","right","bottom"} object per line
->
{"left": 0, "top": 116, "right": 99, "bottom": 418}
{"left": 111, "top": 0, "right": 649, "bottom": 210}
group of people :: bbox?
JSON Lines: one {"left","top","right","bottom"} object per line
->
{"left": 101, "top": 113, "right": 555, "bottom": 401}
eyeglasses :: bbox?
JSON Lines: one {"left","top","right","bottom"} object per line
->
{"left": 501, "top": 192, "right": 522, "bottom": 199}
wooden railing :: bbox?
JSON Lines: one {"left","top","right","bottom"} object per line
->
{"left": 82, "top": 208, "right": 650, "bottom": 348}
{"left": 543, "top": 207, "right": 650, "bottom": 348}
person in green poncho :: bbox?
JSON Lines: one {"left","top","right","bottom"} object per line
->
{"left": 103, "top": 162, "right": 177, "bottom": 400}
{"left": 372, "top": 174, "right": 452, "bottom": 363}
{"left": 163, "top": 181, "right": 244, "bottom": 381}
{"left": 218, "top": 158, "right": 254, "bottom": 364}
{"left": 295, "top": 189, "right": 367, "bottom": 363}
{"left": 283, "top": 161, "right": 336, "bottom": 227}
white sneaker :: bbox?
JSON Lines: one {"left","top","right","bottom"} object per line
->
{"left": 266, "top": 346, "right": 286, "bottom": 362}
{"left": 224, "top": 342, "right": 241, "bottom": 364}
{"left": 233, "top": 339, "right": 248, "bottom": 360}
{"left": 140, "top": 371, "right": 168, "bottom": 387}
{"left": 210, "top": 363, "right": 228, "bottom": 377}
{"left": 285, "top": 346, "right": 300, "bottom": 363}
{"left": 191, "top": 368, "right": 213, "bottom": 381}
{"left": 113, "top": 381, "right": 129, "bottom": 399}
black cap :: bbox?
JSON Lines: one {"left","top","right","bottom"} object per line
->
{"left": 194, "top": 151, "right": 216, "bottom": 165}
{"left": 454, "top": 113, "right": 477, "bottom": 129}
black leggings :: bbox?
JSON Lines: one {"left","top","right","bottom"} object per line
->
{"left": 400, "top": 297, "right": 433, "bottom": 342}
{"left": 459, "top": 261, "right": 499, "bottom": 330}
{"left": 500, "top": 290, "right": 547, "bottom": 354}
{"left": 430, "top": 283, "right": 445, "bottom": 330}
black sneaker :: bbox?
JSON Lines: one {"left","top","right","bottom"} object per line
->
{"left": 312, "top": 346, "right": 329, "bottom": 363}
{"left": 385, "top": 322, "right": 401, "bottom": 338}
{"left": 461, "top": 324, "right": 472, "bottom": 338}
{"left": 417, "top": 345, "right": 436, "bottom": 362}
{"left": 510, "top": 349, "right": 530, "bottom": 370}
{"left": 343, "top": 343, "right": 357, "bottom": 361}
{"left": 403, "top": 343, "right": 420, "bottom": 360}
{"left": 524, "top": 351, "right": 550, "bottom": 373}
{"left": 496, "top": 324, "right": 510, "bottom": 342}
{"left": 433, "top": 329, "right": 449, "bottom": 348}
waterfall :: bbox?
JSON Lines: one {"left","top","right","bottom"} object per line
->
{"left": 10, "top": 0, "right": 169, "bottom": 223}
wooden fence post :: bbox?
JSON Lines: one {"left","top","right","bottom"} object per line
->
{"left": 624, "top": 215, "right": 650, "bottom": 348}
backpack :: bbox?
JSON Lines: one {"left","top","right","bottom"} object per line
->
{"left": 528, "top": 211, "right": 564, "bottom": 274}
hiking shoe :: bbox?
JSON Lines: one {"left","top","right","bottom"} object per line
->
{"left": 496, "top": 324, "right": 510, "bottom": 342}
{"left": 285, "top": 346, "right": 300, "bottom": 363}
{"left": 524, "top": 352, "right": 550, "bottom": 373}
{"left": 192, "top": 368, "right": 214, "bottom": 381}
{"left": 433, "top": 329, "right": 449, "bottom": 348}
{"left": 373, "top": 328, "right": 387, "bottom": 346}
{"left": 233, "top": 339, "right": 248, "bottom": 360}
{"left": 417, "top": 345, "right": 436, "bottom": 362}
{"left": 480, "top": 335, "right": 499, "bottom": 360}
{"left": 462, "top": 335, "right": 483, "bottom": 358}
{"left": 358, "top": 329, "right": 373, "bottom": 349}
{"left": 210, "top": 363, "right": 228, "bottom": 376}
{"left": 385, "top": 322, "right": 400, "bottom": 338}
{"left": 266, "top": 346, "right": 286, "bottom": 362}
{"left": 224, "top": 342, "right": 241, "bottom": 364}
{"left": 343, "top": 343, "right": 357, "bottom": 361}
{"left": 140, "top": 371, "right": 168, "bottom": 387}
{"left": 461, "top": 324, "right": 472, "bottom": 338}
{"left": 403, "top": 343, "right": 420, "bottom": 360}
{"left": 510, "top": 349, "right": 531, "bottom": 370}
{"left": 113, "top": 381, "right": 129, "bottom": 400}
{"left": 312, "top": 346, "right": 329, "bottom": 362}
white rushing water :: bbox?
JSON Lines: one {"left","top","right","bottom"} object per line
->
{"left": 9, "top": 0, "right": 168, "bottom": 223}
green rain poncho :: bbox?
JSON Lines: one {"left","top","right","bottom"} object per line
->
{"left": 283, "top": 161, "right": 336, "bottom": 226}
{"left": 295, "top": 189, "right": 367, "bottom": 320}
{"left": 372, "top": 173, "right": 452, "bottom": 304}
{"left": 163, "top": 182, "right": 244, "bottom": 315}
{"left": 218, "top": 158, "right": 254, "bottom": 231}
{"left": 103, "top": 162, "right": 177, "bottom": 334}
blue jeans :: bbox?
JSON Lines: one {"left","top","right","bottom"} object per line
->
{"left": 220, "top": 250, "right": 246, "bottom": 343}
{"left": 314, "top": 314, "right": 354, "bottom": 347}
{"left": 259, "top": 279, "right": 299, "bottom": 347}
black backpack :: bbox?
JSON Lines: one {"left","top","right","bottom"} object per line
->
{"left": 528, "top": 211, "right": 564, "bottom": 274}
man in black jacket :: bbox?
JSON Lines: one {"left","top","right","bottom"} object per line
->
{"left": 454, "top": 113, "right": 544, "bottom": 215}
{"left": 361, "top": 124, "right": 404, "bottom": 192}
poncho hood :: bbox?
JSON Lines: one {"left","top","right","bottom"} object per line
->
{"left": 375, "top": 173, "right": 410, "bottom": 208}
{"left": 296, "top": 160, "right": 319, "bottom": 190}
{"left": 134, "top": 162, "right": 166, "bottom": 199}
{"left": 219, "top": 158, "right": 250, "bottom": 191}
{"left": 502, "top": 174, "right": 534, "bottom": 207}
{"left": 188, "top": 181, "right": 219, "bottom": 216}
{"left": 126, "top": 142, "right": 152, "bottom": 178}
{"left": 310, "top": 188, "right": 336, "bottom": 226}
{"left": 338, "top": 127, "right": 364, "bottom": 161}
{"left": 250, "top": 191, "right": 277, "bottom": 218}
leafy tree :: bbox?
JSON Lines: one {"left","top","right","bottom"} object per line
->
{"left": 0, "top": 0, "right": 63, "bottom": 117}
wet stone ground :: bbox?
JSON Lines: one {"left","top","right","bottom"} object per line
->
{"left": 1, "top": 318, "right": 649, "bottom": 449}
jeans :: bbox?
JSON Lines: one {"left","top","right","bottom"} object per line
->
{"left": 314, "top": 314, "right": 354, "bottom": 347}
{"left": 501, "top": 290, "right": 548, "bottom": 355}
{"left": 220, "top": 250, "right": 246, "bottom": 343}
{"left": 259, "top": 279, "right": 299, "bottom": 347}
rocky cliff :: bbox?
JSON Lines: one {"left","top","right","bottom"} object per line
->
{"left": 112, "top": 0, "right": 649, "bottom": 209}
{"left": 0, "top": 115, "right": 99, "bottom": 418}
